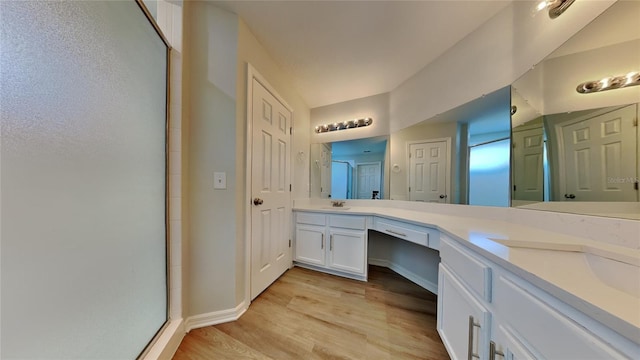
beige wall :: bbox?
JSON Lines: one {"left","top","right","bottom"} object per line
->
{"left": 389, "top": 0, "right": 614, "bottom": 132}
{"left": 310, "top": 92, "right": 390, "bottom": 144}
{"left": 183, "top": 1, "right": 310, "bottom": 319}
{"left": 184, "top": 1, "right": 240, "bottom": 316}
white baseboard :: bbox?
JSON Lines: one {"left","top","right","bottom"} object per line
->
{"left": 368, "top": 258, "right": 438, "bottom": 295}
{"left": 184, "top": 301, "right": 248, "bottom": 332}
{"left": 142, "top": 318, "right": 186, "bottom": 360}
{"left": 293, "top": 262, "right": 367, "bottom": 282}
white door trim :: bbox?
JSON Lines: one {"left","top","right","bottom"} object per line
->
{"left": 406, "top": 138, "right": 452, "bottom": 201}
{"left": 245, "top": 64, "right": 294, "bottom": 307}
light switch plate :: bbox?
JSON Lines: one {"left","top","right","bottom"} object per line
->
{"left": 213, "top": 172, "right": 226, "bottom": 189}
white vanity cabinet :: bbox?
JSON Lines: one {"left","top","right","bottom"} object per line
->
{"left": 438, "top": 234, "right": 639, "bottom": 360}
{"left": 438, "top": 264, "right": 491, "bottom": 360}
{"left": 294, "top": 211, "right": 370, "bottom": 280}
{"left": 438, "top": 235, "right": 493, "bottom": 360}
{"left": 294, "top": 212, "right": 327, "bottom": 266}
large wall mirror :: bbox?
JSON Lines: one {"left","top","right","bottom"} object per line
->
{"left": 389, "top": 87, "right": 511, "bottom": 206}
{"left": 309, "top": 86, "right": 512, "bottom": 205}
{"left": 310, "top": 136, "right": 390, "bottom": 199}
{"left": 511, "top": 0, "right": 639, "bottom": 220}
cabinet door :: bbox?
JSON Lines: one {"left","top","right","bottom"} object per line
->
{"left": 294, "top": 224, "right": 326, "bottom": 266}
{"left": 438, "top": 264, "right": 491, "bottom": 360}
{"left": 492, "top": 323, "right": 537, "bottom": 360}
{"left": 327, "top": 228, "right": 366, "bottom": 275}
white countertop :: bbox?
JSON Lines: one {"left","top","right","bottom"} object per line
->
{"left": 293, "top": 202, "right": 640, "bottom": 345}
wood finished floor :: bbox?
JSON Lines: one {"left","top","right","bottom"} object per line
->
{"left": 173, "top": 266, "right": 450, "bottom": 360}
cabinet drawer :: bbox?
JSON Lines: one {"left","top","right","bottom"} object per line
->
{"left": 373, "top": 217, "right": 438, "bottom": 249}
{"left": 440, "top": 235, "right": 492, "bottom": 302}
{"left": 296, "top": 212, "right": 326, "bottom": 226}
{"left": 494, "top": 275, "right": 626, "bottom": 359}
{"left": 329, "top": 215, "right": 367, "bottom": 230}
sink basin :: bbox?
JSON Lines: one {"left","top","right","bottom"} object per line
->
{"left": 490, "top": 239, "right": 640, "bottom": 297}
{"left": 585, "top": 252, "right": 640, "bottom": 298}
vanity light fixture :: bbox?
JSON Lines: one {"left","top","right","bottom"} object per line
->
{"left": 576, "top": 71, "right": 640, "bottom": 94}
{"left": 314, "top": 117, "right": 373, "bottom": 133}
{"left": 534, "top": 0, "right": 575, "bottom": 19}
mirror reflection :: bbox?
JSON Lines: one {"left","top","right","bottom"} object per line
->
{"left": 308, "top": 1, "right": 639, "bottom": 218}
{"left": 511, "top": 88, "right": 545, "bottom": 205}
{"left": 309, "top": 87, "right": 512, "bottom": 206}
{"left": 511, "top": 0, "right": 640, "bottom": 219}
{"left": 310, "top": 136, "right": 389, "bottom": 200}
{"left": 389, "top": 86, "right": 511, "bottom": 206}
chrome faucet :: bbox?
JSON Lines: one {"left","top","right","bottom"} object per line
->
{"left": 331, "top": 200, "right": 346, "bottom": 207}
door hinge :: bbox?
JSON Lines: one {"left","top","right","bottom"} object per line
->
{"left": 290, "top": 127, "right": 293, "bottom": 134}
{"left": 409, "top": 153, "right": 411, "bottom": 158}
{"left": 289, "top": 239, "right": 292, "bottom": 248}
{"left": 289, "top": 184, "right": 292, "bottom": 192}
{"left": 634, "top": 118, "right": 638, "bottom": 127}
{"left": 513, "top": 185, "right": 517, "bottom": 191}
{"left": 635, "top": 181, "right": 638, "bottom": 190}
{"left": 409, "top": 186, "right": 411, "bottom": 192}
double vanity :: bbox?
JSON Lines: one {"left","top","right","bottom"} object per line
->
{"left": 293, "top": 199, "right": 640, "bottom": 359}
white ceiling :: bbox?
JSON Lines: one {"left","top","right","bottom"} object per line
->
{"left": 211, "top": 0, "right": 512, "bottom": 108}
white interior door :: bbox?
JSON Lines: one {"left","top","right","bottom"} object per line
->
{"left": 251, "top": 78, "right": 291, "bottom": 300}
{"left": 408, "top": 140, "right": 449, "bottom": 202}
{"left": 558, "top": 104, "right": 637, "bottom": 202}
{"left": 512, "top": 126, "right": 544, "bottom": 201}
{"left": 355, "top": 162, "right": 381, "bottom": 199}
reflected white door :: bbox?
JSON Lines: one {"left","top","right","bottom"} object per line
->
{"left": 512, "top": 126, "right": 544, "bottom": 201}
{"left": 355, "top": 162, "right": 381, "bottom": 199}
{"left": 251, "top": 78, "right": 291, "bottom": 300}
{"left": 558, "top": 104, "right": 637, "bottom": 202}
{"left": 408, "top": 140, "right": 449, "bottom": 202}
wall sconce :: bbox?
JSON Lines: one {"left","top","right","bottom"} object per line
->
{"left": 576, "top": 71, "right": 640, "bottom": 94}
{"left": 315, "top": 117, "right": 373, "bottom": 133}
{"left": 535, "top": 0, "right": 575, "bottom": 19}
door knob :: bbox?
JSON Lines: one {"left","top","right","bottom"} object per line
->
{"left": 563, "top": 193, "right": 576, "bottom": 199}
{"left": 253, "top": 197, "right": 264, "bottom": 206}
{"left": 439, "top": 194, "right": 448, "bottom": 199}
